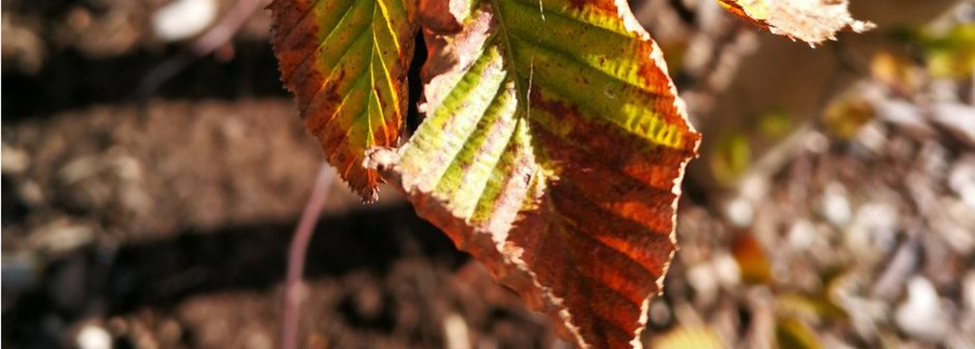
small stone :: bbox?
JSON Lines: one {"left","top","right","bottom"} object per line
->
{"left": 895, "top": 277, "right": 950, "bottom": 342}
{"left": 712, "top": 251, "right": 741, "bottom": 288}
{"left": 804, "top": 131, "right": 830, "bottom": 154}
{"left": 821, "top": 183, "right": 852, "bottom": 227}
{"left": 76, "top": 323, "right": 112, "bottom": 349}
{"left": 28, "top": 219, "right": 94, "bottom": 256}
{"left": 724, "top": 196, "right": 754, "bottom": 228}
{"left": 846, "top": 203, "right": 898, "bottom": 255}
{"left": 932, "top": 103, "right": 975, "bottom": 147}
{"left": 1, "top": 144, "right": 30, "bottom": 174}
{"left": 687, "top": 263, "right": 718, "bottom": 305}
{"left": 649, "top": 300, "right": 672, "bottom": 326}
{"left": 949, "top": 157, "right": 975, "bottom": 212}
{"left": 876, "top": 100, "right": 934, "bottom": 138}
{"left": 443, "top": 313, "right": 471, "bottom": 349}
{"left": 739, "top": 174, "right": 769, "bottom": 202}
{"left": 787, "top": 219, "right": 816, "bottom": 251}
{"left": 854, "top": 122, "right": 887, "bottom": 154}
{"left": 151, "top": 0, "right": 217, "bottom": 42}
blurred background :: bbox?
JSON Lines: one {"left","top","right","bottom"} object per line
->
{"left": 2, "top": 0, "right": 974, "bottom": 348}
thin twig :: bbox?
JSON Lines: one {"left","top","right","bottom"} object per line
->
{"left": 281, "top": 163, "right": 334, "bottom": 349}
{"left": 189, "top": 0, "right": 268, "bottom": 57}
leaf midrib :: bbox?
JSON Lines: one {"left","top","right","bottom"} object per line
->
{"left": 482, "top": 3, "right": 638, "bottom": 348}
{"left": 487, "top": 0, "right": 529, "bottom": 120}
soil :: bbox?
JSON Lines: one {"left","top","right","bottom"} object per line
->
{"left": 1, "top": 50, "right": 559, "bottom": 349}
{"left": 2, "top": 1, "right": 560, "bottom": 347}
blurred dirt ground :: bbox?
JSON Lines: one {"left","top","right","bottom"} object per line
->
{"left": 3, "top": 0, "right": 975, "bottom": 348}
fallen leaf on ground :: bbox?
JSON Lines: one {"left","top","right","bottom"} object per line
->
{"left": 654, "top": 326, "right": 725, "bottom": 349}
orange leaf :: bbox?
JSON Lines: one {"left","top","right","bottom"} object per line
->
{"left": 369, "top": 0, "right": 700, "bottom": 347}
{"left": 269, "top": 0, "right": 418, "bottom": 200}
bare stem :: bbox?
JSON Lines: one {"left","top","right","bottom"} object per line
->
{"left": 281, "top": 163, "right": 334, "bottom": 349}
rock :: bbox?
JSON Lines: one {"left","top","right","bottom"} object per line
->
{"left": 725, "top": 196, "right": 754, "bottom": 228}
{"left": 151, "top": 0, "right": 217, "bottom": 42}
{"left": 949, "top": 157, "right": 975, "bottom": 212}
{"left": 2, "top": 143, "right": 31, "bottom": 174}
{"left": 443, "top": 313, "right": 472, "bottom": 349}
{"left": 713, "top": 251, "right": 742, "bottom": 289}
{"left": 27, "top": 219, "right": 95, "bottom": 256}
{"left": 895, "top": 277, "right": 950, "bottom": 342}
{"left": 787, "top": 219, "right": 816, "bottom": 251}
{"left": 688, "top": 263, "right": 719, "bottom": 306}
{"left": 821, "top": 183, "right": 852, "bottom": 227}
{"left": 933, "top": 103, "right": 975, "bottom": 147}
{"left": 76, "top": 323, "right": 112, "bottom": 349}
{"left": 846, "top": 202, "right": 898, "bottom": 256}
{"left": 688, "top": 252, "right": 742, "bottom": 306}
{"left": 875, "top": 100, "right": 935, "bottom": 138}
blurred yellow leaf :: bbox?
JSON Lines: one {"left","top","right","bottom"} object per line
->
{"left": 758, "top": 109, "right": 794, "bottom": 140}
{"left": 775, "top": 292, "right": 847, "bottom": 322}
{"left": 776, "top": 317, "right": 822, "bottom": 349}
{"left": 870, "top": 51, "right": 923, "bottom": 95}
{"left": 654, "top": 326, "right": 725, "bottom": 349}
{"left": 711, "top": 131, "right": 752, "bottom": 185}
{"left": 660, "top": 40, "right": 690, "bottom": 77}
{"left": 923, "top": 24, "right": 975, "bottom": 78}
{"left": 823, "top": 95, "right": 875, "bottom": 139}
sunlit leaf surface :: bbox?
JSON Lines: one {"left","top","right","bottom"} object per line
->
{"left": 717, "top": 0, "right": 874, "bottom": 45}
{"left": 369, "top": 0, "right": 700, "bottom": 347}
{"left": 270, "top": 0, "right": 417, "bottom": 200}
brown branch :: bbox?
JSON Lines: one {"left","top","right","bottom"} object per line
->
{"left": 281, "top": 163, "right": 334, "bottom": 349}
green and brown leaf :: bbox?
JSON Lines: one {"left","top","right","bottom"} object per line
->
{"left": 269, "top": 0, "right": 417, "bottom": 200}
{"left": 368, "top": 0, "right": 700, "bottom": 347}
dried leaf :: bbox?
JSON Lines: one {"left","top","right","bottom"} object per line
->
{"left": 269, "top": 0, "right": 418, "bottom": 200}
{"left": 717, "top": 0, "right": 875, "bottom": 45}
{"left": 869, "top": 51, "right": 923, "bottom": 95}
{"left": 710, "top": 131, "right": 751, "bottom": 185}
{"left": 732, "top": 234, "right": 772, "bottom": 284}
{"left": 775, "top": 292, "right": 847, "bottom": 322}
{"left": 654, "top": 326, "right": 725, "bottom": 349}
{"left": 776, "top": 316, "right": 823, "bottom": 349}
{"left": 823, "top": 94, "right": 875, "bottom": 139}
{"left": 920, "top": 23, "right": 975, "bottom": 78}
{"left": 369, "top": 0, "right": 700, "bottom": 347}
